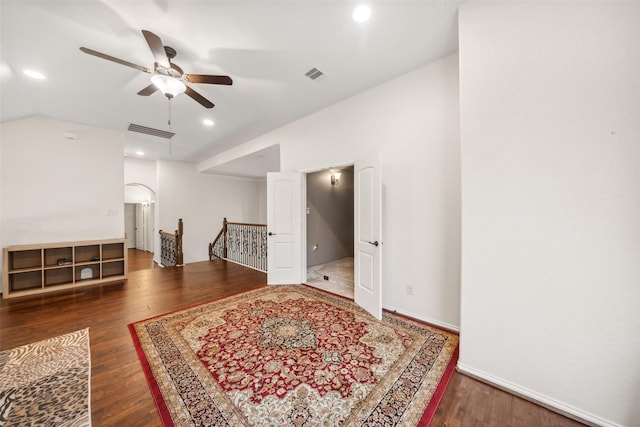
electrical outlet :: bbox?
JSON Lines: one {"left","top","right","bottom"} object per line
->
{"left": 406, "top": 285, "right": 414, "bottom": 296}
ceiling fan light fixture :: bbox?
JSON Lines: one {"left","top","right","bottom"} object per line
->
{"left": 151, "top": 74, "right": 186, "bottom": 98}
{"left": 352, "top": 5, "right": 371, "bottom": 23}
{"left": 23, "top": 69, "right": 46, "bottom": 80}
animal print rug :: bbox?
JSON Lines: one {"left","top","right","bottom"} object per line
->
{"left": 130, "top": 285, "right": 458, "bottom": 426}
{"left": 0, "top": 328, "right": 91, "bottom": 426}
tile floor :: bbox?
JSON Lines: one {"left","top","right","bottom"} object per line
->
{"left": 305, "top": 257, "right": 354, "bottom": 299}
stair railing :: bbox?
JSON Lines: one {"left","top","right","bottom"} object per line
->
{"left": 159, "top": 218, "right": 184, "bottom": 267}
{"left": 209, "top": 217, "right": 267, "bottom": 272}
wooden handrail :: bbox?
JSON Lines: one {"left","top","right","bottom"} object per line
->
{"left": 208, "top": 228, "right": 224, "bottom": 260}
{"left": 224, "top": 220, "right": 268, "bottom": 227}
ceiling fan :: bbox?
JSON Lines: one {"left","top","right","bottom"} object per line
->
{"left": 80, "top": 30, "right": 232, "bottom": 109}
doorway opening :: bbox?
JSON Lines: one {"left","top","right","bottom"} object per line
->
{"left": 124, "top": 183, "right": 156, "bottom": 272}
{"left": 304, "top": 166, "right": 355, "bottom": 299}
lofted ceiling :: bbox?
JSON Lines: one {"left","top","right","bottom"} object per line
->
{"left": 0, "top": 0, "right": 462, "bottom": 174}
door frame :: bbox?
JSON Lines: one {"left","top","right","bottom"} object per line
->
{"left": 271, "top": 157, "right": 382, "bottom": 318}
{"left": 299, "top": 162, "right": 356, "bottom": 287}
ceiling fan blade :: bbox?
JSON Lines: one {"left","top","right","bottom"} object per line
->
{"left": 142, "top": 30, "right": 170, "bottom": 68}
{"left": 79, "top": 47, "right": 150, "bottom": 73}
{"left": 171, "top": 63, "right": 184, "bottom": 75}
{"left": 185, "top": 74, "right": 233, "bottom": 85}
{"left": 185, "top": 86, "right": 214, "bottom": 109}
{"left": 137, "top": 84, "right": 158, "bottom": 96}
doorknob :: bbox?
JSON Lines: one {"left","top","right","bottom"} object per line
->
{"left": 268, "top": 232, "right": 276, "bottom": 236}
{"left": 368, "top": 240, "right": 379, "bottom": 247}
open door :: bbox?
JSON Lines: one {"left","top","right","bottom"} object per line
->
{"left": 355, "top": 154, "right": 382, "bottom": 319}
{"left": 267, "top": 172, "right": 302, "bottom": 284}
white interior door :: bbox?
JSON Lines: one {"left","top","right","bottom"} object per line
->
{"left": 146, "top": 203, "right": 155, "bottom": 253}
{"left": 124, "top": 204, "right": 136, "bottom": 248}
{"left": 135, "top": 203, "right": 144, "bottom": 250}
{"left": 267, "top": 172, "right": 302, "bottom": 284}
{"left": 355, "top": 153, "right": 382, "bottom": 320}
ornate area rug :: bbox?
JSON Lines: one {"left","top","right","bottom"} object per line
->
{"left": 0, "top": 328, "right": 91, "bottom": 427}
{"left": 129, "top": 286, "right": 458, "bottom": 426}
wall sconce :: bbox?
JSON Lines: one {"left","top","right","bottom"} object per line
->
{"left": 331, "top": 172, "right": 341, "bottom": 186}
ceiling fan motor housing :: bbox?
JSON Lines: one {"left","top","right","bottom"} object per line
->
{"left": 164, "top": 46, "right": 177, "bottom": 59}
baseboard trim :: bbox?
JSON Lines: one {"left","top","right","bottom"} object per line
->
{"left": 382, "top": 305, "right": 460, "bottom": 333}
{"left": 456, "top": 363, "right": 621, "bottom": 427}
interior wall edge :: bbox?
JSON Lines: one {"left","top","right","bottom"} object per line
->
{"left": 456, "top": 363, "right": 620, "bottom": 427}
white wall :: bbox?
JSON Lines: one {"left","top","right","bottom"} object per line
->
{"left": 157, "top": 161, "right": 262, "bottom": 264}
{"left": 124, "top": 186, "right": 154, "bottom": 204}
{"left": 124, "top": 157, "right": 158, "bottom": 196}
{"left": 222, "top": 54, "right": 461, "bottom": 330}
{"left": 258, "top": 178, "right": 267, "bottom": 224}
{"left": 459, "top": 2, "right": 640, "bottom": 426}
{"left": 1, "top": 117, "right": 124, "bottom": 270}
{"left": 0, "top": 125, "right": 3, "bottom": 277}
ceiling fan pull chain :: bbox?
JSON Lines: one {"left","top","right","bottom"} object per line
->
{"left": 168, "top": 98, "right": 172, "bottom": 155}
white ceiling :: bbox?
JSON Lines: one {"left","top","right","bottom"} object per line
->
{"left": 0, "top": 0, "right": 461, "bottom": 175}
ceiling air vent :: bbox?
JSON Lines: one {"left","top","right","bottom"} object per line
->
{"left": 127, "top": 123, "right": 175, "bottom": 139}
{"left": 305, "top": 67, "right": 325, "bottom": 81}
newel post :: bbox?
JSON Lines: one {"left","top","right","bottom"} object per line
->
{"left": 223, "top": 217, "right": 228, "bottom": 259}
{"left": 176, "top": 218, "right": 184, "bottom": 266}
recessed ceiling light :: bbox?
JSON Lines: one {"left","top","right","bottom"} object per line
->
{"left": 203, "top": 119, "right": 215, "bottom": 126}
{"left": 135, "top": 150, "right": 144, "bottom": 156}
{"left": 352, "top": 5, "right": 371, "bottom": 23}
{"left": 23, "top": 69, "right": 46, "bottom": 80}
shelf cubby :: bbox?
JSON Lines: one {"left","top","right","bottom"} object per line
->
{"left": 9, "top": 249, "right": 42, "bottom": 271}
{"left": 102, "top": 260, "right": 125, "bottom": 278}
{"left": 9, "top": 271, "right": 43, "bottom": 292}
{"left": 45, "top": 267, "right": 74, "bottom": 287}
{"left": 44, "top": 247, "right": 73, "bottom": 268}
{"left": 75, "top": 245, "right": 101, "bottom": 263}
{"left": 75, "top": 264, "right": 99, "bottom": 281}
{"left": 103, "top": 243, "right": 124, "bottom": 260}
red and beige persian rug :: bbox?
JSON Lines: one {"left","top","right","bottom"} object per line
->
{"left": 129, "top": 285, "right": 458, "bottom": 426}
{"left": 0, "top": 328, "right": 91, "bottom": 427}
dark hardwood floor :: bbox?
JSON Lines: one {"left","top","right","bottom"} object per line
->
{"left": 1, "top": 260, "right": 266, "bottom": 426}
{"left": 431, "top": 372, "right": 586, "bottom": 426}
{"left": 0, "top": 260, "right": 586, "bottom": 426}
{"left": 127, "top": 248, "right": 157, "bottom": 272}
